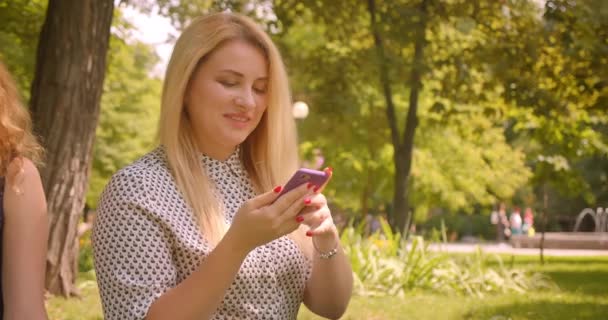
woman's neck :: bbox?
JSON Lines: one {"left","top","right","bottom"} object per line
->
{"left": 196, "top": 141, "right": 237, "bottom": 161}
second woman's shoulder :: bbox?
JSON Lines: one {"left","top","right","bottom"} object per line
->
{"left": 5, "top": 157, "right": 44, "bottom": 197}
{"left": 6, "top": 157, "right": 41, "bottom": 183}
{"left": 3, "top": 157, "right": 46, "bottom": 218}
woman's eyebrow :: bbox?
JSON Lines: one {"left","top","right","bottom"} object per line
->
{"left": 219, "top": 69, "right": 268, "bottom": 80}
{"left": 219, "top": 69, "right": 242, "bottom": 76}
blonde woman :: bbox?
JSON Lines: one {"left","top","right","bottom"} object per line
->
{"left": 92, "top": 12, "right": 352, "bottom": 320}
{"left": 0, "top": 60, "right": 49, "bottom": 320}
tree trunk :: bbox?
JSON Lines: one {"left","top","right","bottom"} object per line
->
{"left": 361, "top": 115, "right": 376, "bottom": 225}
{"left": 367, "top": 0, "right": 428, "bottom": 234}
{"left": 539, "top": 183, "right": 549, "bottom": 265}
{"left": 30, "top": 0, "right": 114, "bottom": 296}
{"left": 361, "top": 169, "right": 370, "bottom": 218}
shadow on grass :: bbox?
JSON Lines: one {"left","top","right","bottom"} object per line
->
{"left": 547, "top": 270, "right": 608, "bottom": 296}
{"left": 482, "top": 255, "right": 608, "bottom": 267}
{"left": 517, "top": 256, "right": 608, "bottom": 266}
{"left": 471, "top": 301, "right": 608, "bottom": 320}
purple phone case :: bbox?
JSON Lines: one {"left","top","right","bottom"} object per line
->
{"left": 277, "top": 168, "right": 328, "bottom": 197}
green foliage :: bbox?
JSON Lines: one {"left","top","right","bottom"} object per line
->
{"left": 276, "top": 1, "right": 532, "bottom": 219}
{"left": 78, "top": 230, "right": 94, "bottom": 273}
{"left": 341, "top": 219, "right": 553, "bottom": 297}
{"left": 0, "top": 0, "right": 46, "bottom": 99}
{"left": 86, "top": 12, "right": 162, "bottom": 207}
{"left": 491, "top": 0, "right": 608, "bottom": 211}
{"left": 276, "top": 0, "right": 608, "bottom": 227}
{"left": 418, "top": 213, "right": 496, "bottom": 241}
{"left": 412, "top": 99, "right": 531, "bottom": 214}
{"left": 131, "top": 0, "right": 274, "bottom": 31}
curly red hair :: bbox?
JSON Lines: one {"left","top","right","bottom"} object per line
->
{"left": 0, "top": 59, "right": 43, "bottom": 178}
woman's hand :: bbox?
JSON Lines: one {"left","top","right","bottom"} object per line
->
{"left": 227, "top": 183, "right": 313, "bottom": 254}
{"left": 296, "top": 167, "right": 339, "bottom": 251}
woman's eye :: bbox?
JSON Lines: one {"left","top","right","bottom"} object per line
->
{"left": 219, "top": 80, "right": 238, "bottom": 87}
{"left": 254, "top": 86, "right": 267, "bottom": 94}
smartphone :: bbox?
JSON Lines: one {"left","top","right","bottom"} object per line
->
{"left": 277, "top": 168, "right": 330, "bottom": 198}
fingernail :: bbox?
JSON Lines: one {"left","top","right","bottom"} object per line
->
{"left": 306, "top": 231, "right": 313, "bottom": 237}
{"left": 273, "top": 186, "right": 282, "bottom": 193}
{"left": 327, "top": 166, "right": 333, "bottom": 172}
{"left": 313, "top": 187, "right": 319, "bottom": 193}
{"left": 304, "top": 198, "right": 311, "bottom": 205}
{"left": 296, "top": 216, "right": 304, "bottom": 222}
{"left": 307, "top": 182, "right": 313, "bottom": 189}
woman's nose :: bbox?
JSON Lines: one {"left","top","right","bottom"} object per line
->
{"left": 234, "top": 90, "right": 256, "bottom": 109}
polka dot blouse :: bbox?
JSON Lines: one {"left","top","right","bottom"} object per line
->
{"left": 92, "top": 147, "right": 312, "bottom": 320}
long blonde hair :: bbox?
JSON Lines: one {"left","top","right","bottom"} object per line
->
{"left": 159, "top": 13, "right": 299, "bottom": 245}
{"left": 0, "top": 60, "right": 43, "bottom": 182}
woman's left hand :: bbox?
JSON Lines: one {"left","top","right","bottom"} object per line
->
{"left": 298, "top": 192, "right": 336, "bottom": 237}
{"left": 296, "top": 167, "right": 339, "bottom": 246}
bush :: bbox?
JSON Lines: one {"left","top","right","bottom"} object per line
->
{"left": 341, "top": 219, "right": 555, "bottom": 297}
{"left": 79, "top": 230, "right": 95, "bottom": 273}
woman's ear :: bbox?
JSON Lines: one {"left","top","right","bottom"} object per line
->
{"left": 183, "top": 89, "right": 191, "bottom": 109}
{"left": 182, "top": 104, "right": 190, "bottom": 118}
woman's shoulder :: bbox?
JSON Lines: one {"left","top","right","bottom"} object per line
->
{"left": 100, "top": 147, "right": 172, "bottom": 202}
{"left": 6, "top": 157, "right": 40, "bottom": 179}
{"left": 114, "top": 146, "right": 170, "bottom": 177}
{"left": 3, "top": 157, "right": 46, "bottom": 217}
{"left": 5, "top": 157, "right": 43, "bottom": 192}
{"left": 117, "top": 147, "right": 168, "bottom": 176}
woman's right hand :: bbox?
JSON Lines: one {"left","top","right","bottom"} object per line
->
{"left": 226, "top": 183, "right": 312, "bottom": 253}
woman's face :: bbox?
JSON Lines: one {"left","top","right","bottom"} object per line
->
{"left": 185, "top": 39, "right": 269, "bottom": 159}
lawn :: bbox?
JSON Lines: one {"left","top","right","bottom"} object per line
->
{"left": 47, "top": 255, "right": 608, "bottom": 320}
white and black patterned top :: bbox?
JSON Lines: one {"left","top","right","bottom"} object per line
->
{"left": 92, "top": 147, "right": 312, "bottom": 320}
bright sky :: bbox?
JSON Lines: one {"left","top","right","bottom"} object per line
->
{"left": 121, "top": 5, "right": 176, "bottom": 77}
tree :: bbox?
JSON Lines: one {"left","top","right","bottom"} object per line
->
{"left": 0, "top": 0, "right": 46, "bottom": 98}
{"left": 30, "top": 0, "right": 114, "bottom": 296}
{"left": 274, "top": 0, "right": 532, "bottom": 232}
{"left": 366, "top": 0, "right": 428, "bottom": 233}
{"left": 498, "top": 0, "right": 608, "bottom": 262}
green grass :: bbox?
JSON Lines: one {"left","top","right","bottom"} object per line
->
{"left": 47, "top": 255, "right": 608, "bottom": 320}
{"left": 298, "top": 290, "right": 607, "bottom": 320}
{"left": 46, "top": 271, "right": 103, "bottom": 320}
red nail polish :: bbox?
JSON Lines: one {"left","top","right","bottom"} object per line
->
{"left": 306, "top": 231, "right": 313, "bottom": 237}
{"left": 327, "top": 166, "right": 333, "bottom": 172}
{"left": 273, "top": 186, "right": 282, "bottom": 193}
{"left": 313, "top": 187, "right": 319, "bottom": 193}
{"left": 296, "top": 216, "right": 304, "bottom": 222}
{"left": 304, "top": 198, "right": 311, "bottom": 205}
{"left": 307, "top": 182, "right": 313, "bottom": 189}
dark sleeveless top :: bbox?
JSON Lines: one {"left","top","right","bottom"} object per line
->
{"left": 0, "top": 177, "right": 5, "bottom": 317}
